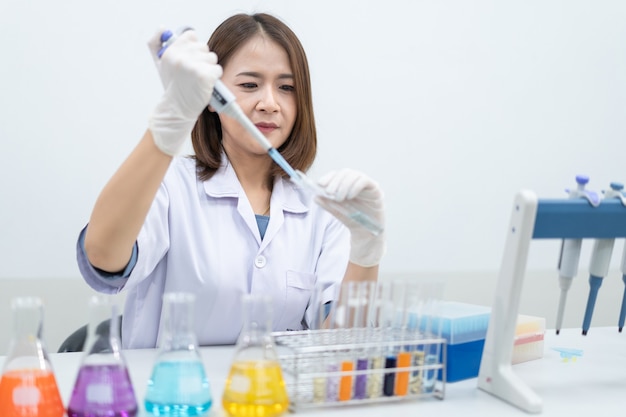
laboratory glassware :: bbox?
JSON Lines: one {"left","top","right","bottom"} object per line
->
{"left": 144, "top": 292, "right": 212, "bottom": 416}
{"left": 0, "top": 296, "right": 64, "bottom": 417}
{"left": 67, "top": 295, "right": 138, "bottom": 417}
{"left": 222, "top": 294, "right": 289, "bottom": 417}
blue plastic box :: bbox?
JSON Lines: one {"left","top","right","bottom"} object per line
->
{"left": 430, "top": 302, "right": 491, "bottom": 383}
{"left": 429, "top": 302, "right": 545, "bottom": 383}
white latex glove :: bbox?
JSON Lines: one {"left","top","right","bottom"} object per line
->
{"left": 147, "top": 29, "right": 223, "bottom": 156}
{"left": 316, "top": 169, "right": 386, "bottom": 267}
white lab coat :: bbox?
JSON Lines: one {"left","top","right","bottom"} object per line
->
{"left": 77, "top": 156, "right": 350, "bottom": 348}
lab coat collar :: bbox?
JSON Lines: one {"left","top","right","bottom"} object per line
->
{"left": 202, "top": 156, "right": 310, "bottom": 214}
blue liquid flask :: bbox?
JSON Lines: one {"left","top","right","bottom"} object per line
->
{"left": 144, "top": 292, "right": 212, "bottom": 416}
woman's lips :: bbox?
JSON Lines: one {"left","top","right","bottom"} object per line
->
{"left": 255, "top": 122, "right": 277, "bottom": 133}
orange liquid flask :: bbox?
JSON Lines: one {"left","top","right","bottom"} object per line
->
{"left": 0, "top": 297, "right": 64, "bottom": 417}
{"left": 222, "top": 294, "right": 289, "bottom": 417}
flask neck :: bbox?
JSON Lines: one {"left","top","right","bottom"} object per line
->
{"left": 159, "top": 292, "right": 199, "bottom": 352}
{"left": 238, "top": 325, "right": 273, "bottom": 347}
{"left": 236, "top": 294, "right": 275, "bottom": 353}
{"left": 13, "top": 306, "right": 43, "bottom": 341}
{"left": 5, "top": 297, "right": 52, "bottom": 371}
{"left": 83, "top": 295, "right": 122, "bottom": 359}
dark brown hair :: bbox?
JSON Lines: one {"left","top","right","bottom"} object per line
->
{"left": 191, "top": 13, "right": 317, "bottom": 181}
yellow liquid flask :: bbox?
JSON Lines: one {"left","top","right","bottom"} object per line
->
{"left": 144, "top": 292, "right": 212, "bottom": 416}
{"left": 67, "top": 295, "right": 138, "bottom": 417}
{"left": 222, "top": 294, "right": 289, "bottom": 417}
{"left": 0, "top": 296, "right": 64, "bottom": 417}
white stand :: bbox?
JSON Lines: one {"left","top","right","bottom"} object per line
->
{"left": 477, "top": 189, "right": 626, "bottom": 413}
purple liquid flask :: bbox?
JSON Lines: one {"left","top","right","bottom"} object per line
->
{"left": 68, "top": 295, "right": 138, "bottom": 417}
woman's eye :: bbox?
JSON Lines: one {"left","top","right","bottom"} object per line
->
{"left": 239, "top": 82, "right": 258, "bottom": 89}
{"left": 280, "top": 85, "right": 295, "bottom": 92}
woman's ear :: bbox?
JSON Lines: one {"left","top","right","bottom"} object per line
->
{"left": 208, "top": 104, "right": 216, "bottom": 113}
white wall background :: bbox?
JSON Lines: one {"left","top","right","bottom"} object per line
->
{"left": 1, "top": 0, "right": 625, "bottom": 352}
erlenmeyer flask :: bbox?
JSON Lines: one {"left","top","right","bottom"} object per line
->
{"left": 222, "top": 294, "right": 289, "bottom": 417}
{"left": 0, "top": 296, "right": 64, "bottom": 417}
{"left": 144, "top": 292, "right": 212, "bottom": 416}
{"left": 67, "top": 294, "right": 138, "bottom": 417}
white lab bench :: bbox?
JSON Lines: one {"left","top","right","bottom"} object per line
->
{"left": 0, "top": 327, "right": 624, "bottom": 416}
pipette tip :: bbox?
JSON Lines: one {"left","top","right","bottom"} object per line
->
{"left": 619, "top": 327, "right": 623, "bottom": 333}
{"left": 582, "top": 329, "right": 588, "bottom": 336}
{"left": 555, "top": 329, "right": 560, "bottom": 335}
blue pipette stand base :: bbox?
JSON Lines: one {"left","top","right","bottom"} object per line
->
{"left": 477, "top": 190, "right": 626, "bottom": 414}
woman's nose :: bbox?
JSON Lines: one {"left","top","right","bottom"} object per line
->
{"left": 256, "top": 86, "right": 280, "bottom": 112}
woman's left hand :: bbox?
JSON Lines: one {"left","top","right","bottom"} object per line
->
{"left": 316, "top": 169, "right": 386, "bottom": 267}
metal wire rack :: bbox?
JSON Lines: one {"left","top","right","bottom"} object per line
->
{"left": 272, "top": 328, "right": 446, "bottom": 411}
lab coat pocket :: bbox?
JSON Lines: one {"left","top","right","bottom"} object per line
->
{"left": 278, "top": 270, "right": 315, "bottom": 331}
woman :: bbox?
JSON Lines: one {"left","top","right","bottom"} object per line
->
{"left": 77, "top": 13, "right": 386, "bottom": 348}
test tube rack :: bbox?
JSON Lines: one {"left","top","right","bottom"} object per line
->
{"left": 477, "top": 189, "right": 626, "bottom": 413}
{"left": 273, "top": 328, "right": 446, "bottom": 411}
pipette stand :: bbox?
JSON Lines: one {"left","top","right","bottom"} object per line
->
{"left": 477, "top": 190, "right": 626, "bottom": 413}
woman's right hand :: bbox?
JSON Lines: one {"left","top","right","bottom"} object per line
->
{"left": 147, "top": 29, "right": 223, "bottom": 156}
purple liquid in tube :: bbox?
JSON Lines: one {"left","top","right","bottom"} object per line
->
{"left": 354, "top": 358, "right": 369, "bottom": 399}
{"left": 68, "top": 364, "right": 138, "bottom": 417}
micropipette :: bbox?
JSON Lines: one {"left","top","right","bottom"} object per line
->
{"left": 592, "top": 183, "right": 626, "bottom": 332}
{"left": 581, "top": 182, "right": 624, "bottom": 335}
{"left": 158, "top": 28, "right": 383, "bottom": 236}
{"left": 582, "top": 237, "right": 614, "bottom": 335}
{"left": 555, "top": 175, "right": 599, "bottom": 335}
{"left": 619, "top": 243, "right": 626, "bottom": 332}
{"left": 158, "top": 28, "right": 297, "bottom": 178}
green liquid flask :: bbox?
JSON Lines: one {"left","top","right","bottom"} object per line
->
{"left": 222, "top": 294, "right": 289, "bottom": 417}
{"left": 68, "top": 295, "right": 138, "bottom": 417}
{"left": 144, "top": 292, "right": 212, "bottom": 416}
{"left": 0, "top": 297, "right": 64, "bottom": 417}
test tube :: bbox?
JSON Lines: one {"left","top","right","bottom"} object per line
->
{"left": 352, "top": 282, "right": 373, "bottom": 400}
{"left": 420, "top": 281, "right": 444, "bottom": 392}
{"left": 309, "top": 283, "right": 328, "bottom": 403}
{"left": 405, "top": 282, "right": 425, "bottom": 395}
{"left": 395, "top": 281, "right": 420, "bottom": 397}
{"left": 292, "top": 170, "right": 384, "bottom": 236}
{"left": 366, "top": 281, "right": 391, "bottom": 399}
{"left": 337, "top": 283, "right": 356, "bottom": 402}
{"left": 383, "top": 280, "right": 408, "bottom": 396}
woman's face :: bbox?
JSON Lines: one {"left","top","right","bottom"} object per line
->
{"left": 218, "top": 34, "right": 297, "bottom": 158}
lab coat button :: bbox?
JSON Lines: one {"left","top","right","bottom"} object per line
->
{"left": 254, "top": 255, "right": 267, "bottom": 268}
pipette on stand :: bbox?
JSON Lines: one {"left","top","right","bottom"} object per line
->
{"left": 555, "top": 175, "right": 599, "bottom": 335}
{"left": 159, "top": 28, "right": 383, "bottom": 236}
{"left": 596, "top": 183, "right": 626, "bottom": 332}
{"left": 619, "top": 244, "right": 626, "bottom": 332}
{"left": 582, "top": 237, "right": 614, "bottom": 335}
{"left": 581, "top": 183, "right": 625, "bottom": 335}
